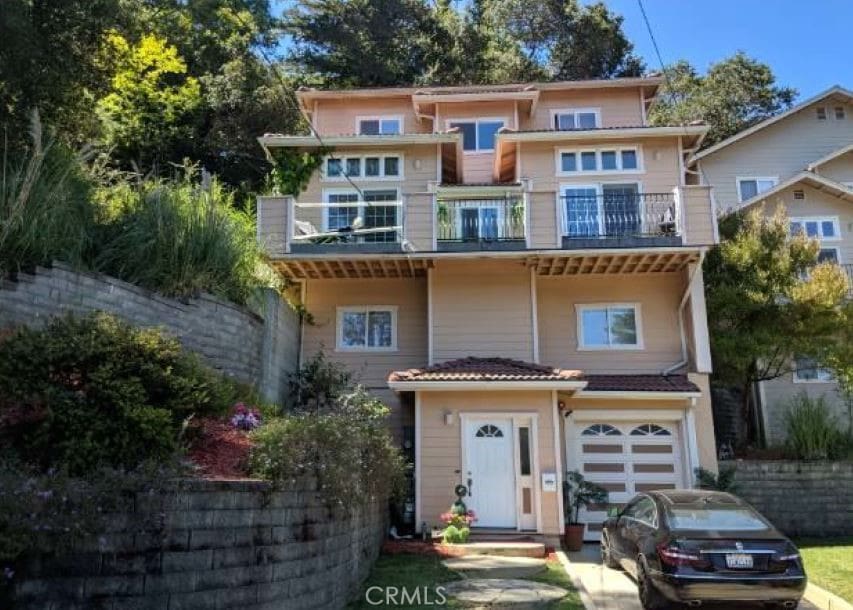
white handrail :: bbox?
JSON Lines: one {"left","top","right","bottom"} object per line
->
{"left": 293, "top": 201, "right": 404, "bottom": 209}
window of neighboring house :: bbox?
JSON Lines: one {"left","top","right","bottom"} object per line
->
{"left": 448, "top": 119, "right": 505, "bottom": 152}
{"left": 817, "top": 248, "right": 840, "bottom": 264}
{"left": 325, "top": 154, "right": 402, "bottom": 179}
{"left": 559, "top": 147, "right": 641, "bottom": 174}
{"left": 834, "top": 106, "right": 846, "bottom": 120}
{"left": 337, "top": 306, "right": 397, "bottom": 351}
{"left": 553, "top": 108, "right": 600, "bottom": 130}
{"left": 789, "top": 216, "right": 841, "bottom": 240}
{"left": 793, "top": 356, "right": 833, "bottom": 383}
{"left": 357, "top": 116, "right": 402, "bottom": 135}
{"left": 577, "top": 304, "right": 642, "bottom": 350}
{"left": 737, "top": 177, "right": 778, "bottom": 202}
{"left": 816, "top": 106, "right": 827, "bottom": 120}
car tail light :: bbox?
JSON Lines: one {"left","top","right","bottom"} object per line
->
{"left": 656, "top": 543, "right": 701, "bottom": 567}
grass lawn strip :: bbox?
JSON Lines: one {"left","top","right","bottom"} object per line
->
{"left": 351, "top": 552, "right": 585, "bottom": 609}
{"left": 796, "top": 537, "right": 853, "bottom": 603}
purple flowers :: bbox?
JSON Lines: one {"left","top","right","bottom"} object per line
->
{"left": 230, "top": 403, "right": 262, "bottom": 431}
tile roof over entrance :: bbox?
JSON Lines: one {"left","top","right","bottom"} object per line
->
{"left": 583, "top": 374, "right": 699, "bottom": 393}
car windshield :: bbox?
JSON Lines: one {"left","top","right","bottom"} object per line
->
{"left": 666, "top": 507, "right": 769, "bottom": 531}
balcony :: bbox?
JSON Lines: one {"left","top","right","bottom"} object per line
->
{"left": 288, "top": 200, "right": 405, "bottom": 254}
{"left": 436, "top": 197, "right": 526, "bottom": 251}
{"left": 559, "top": 191, "right": 682, "bottom": 249}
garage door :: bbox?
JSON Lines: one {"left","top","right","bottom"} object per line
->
{"left": 569, "top": 421, "right": 684, "bottom": 541}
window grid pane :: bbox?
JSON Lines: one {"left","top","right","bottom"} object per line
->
{"left": 384, "top": 156, "right": 400, "bottom": 176}
{"left": 581, "top": 152, "right": 597, "bottom": 171}
{"left": 477, "top": 121, "right": 504, "bottom": 151}
{"left": 359, "top": 120, "right": 379, "bottom": 135}
{"left": 577, "top": 112, "right": 597, "bottom": 129}
{"left": 451, "top": 122, "right": 477, "bottom": 151}
{"left": 341, "top": 312, "right": 366, "bottom": 347}
{"left": 380, "top": 119, "right": 401, "bottom": 134}
{"left": 601, "top": 151, "right": 617, "bottom": 170}
{"left": 561, "top": 153, "right": 577, "bottom": 172}
{"left": 367, "top": 311, "right": 392, "bottom": 347}
{"left": 621, "top": 150, "right": 638, "bottom": 169}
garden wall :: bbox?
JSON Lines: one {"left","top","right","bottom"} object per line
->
{"left": 722, "top": 460, "right": 853, "bottom": 537}
{"left": 9, "top": 479, "right": 386, "bottom": 609}
{"left": 0, "top": 262, "right": 299, "bottom": 404}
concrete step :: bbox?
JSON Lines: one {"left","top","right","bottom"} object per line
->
{"left": 444, "top": 578, "right": 568, "bottom": 609}
{"left": 447, "top": 541, "right": 546, "bottom": 558}
{"left": 443, "top": 555, "right": 547, "bottom": 580}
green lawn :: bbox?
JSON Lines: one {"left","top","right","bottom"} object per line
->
{"left": 796, "top": 537, "right": 853, "bottom": 603}
{"left": 350, "top": 553, "right": 583, "bottom": 609}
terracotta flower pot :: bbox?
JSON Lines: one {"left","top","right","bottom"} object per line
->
{"left": 563, "top": 523, "right": 585, "bottom": 551}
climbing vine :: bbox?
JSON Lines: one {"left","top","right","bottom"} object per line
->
{"left": 267, "top": 147, "right": 330, "bottom": 196}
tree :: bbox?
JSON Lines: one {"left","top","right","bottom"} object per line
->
{"left": 823, "top": 302, "right": 853, "bottom": 436}
{"left": 649, "top": 53, "right": 797, "bottom": 147}
{"left": 704, "top": 207, "right": 848, "bottom": 443}
{"left": 96, "top": 32, "right": 202, "bottom": 171}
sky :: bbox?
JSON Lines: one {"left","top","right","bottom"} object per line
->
{"left": 274, "top": 0, "right": 852, "bottom": 102}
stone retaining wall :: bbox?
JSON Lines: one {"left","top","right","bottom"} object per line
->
{"left": 10, "top": 479, "right": 386, "bottom": 609}
{"left": 722, "top": 460, "right": 853, "bottom": 537}
{"left": 0, "top": 262, "right": 299, "bottom": 404}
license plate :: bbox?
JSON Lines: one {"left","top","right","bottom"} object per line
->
{"left": 725, "top": 553, "right": 753, "bottom": 569}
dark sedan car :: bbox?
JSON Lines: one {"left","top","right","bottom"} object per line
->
{"left": 600, "top": 490, "right": 806, "bottom": 610}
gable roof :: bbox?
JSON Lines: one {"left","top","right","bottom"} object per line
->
{"left": 690, "top": 85, "right": 853, "bottom": 163}
{"left": 807, "top": 143, "right": 853, "bottom": 172}
{"left": 735, "top": 171, "right": 853, "bottom": 212}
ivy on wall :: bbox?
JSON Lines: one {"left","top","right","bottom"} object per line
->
{"left": 267, "top": 147, "right": 331, "bottom": 196}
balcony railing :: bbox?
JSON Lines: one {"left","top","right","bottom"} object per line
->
{"left": 436, "top": 197, "right": 526, "bottom": 250}
{"left": 288, "top": 200, "right": 404, "bottom": 253}
{"left": 560, "top": 192, "right": 680, "bottom": 246}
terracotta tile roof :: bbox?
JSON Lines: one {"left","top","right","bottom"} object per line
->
{"left": 388, "top": 357, "right": 583, "bottom": 383}
{"left": 583, "top": 374, "right": 699, "bottom": 393}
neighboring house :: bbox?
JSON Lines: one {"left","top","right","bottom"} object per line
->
{"left": 257, "top": 77, "right": 718, "bottom": 543}
{"left": 690, "top": 85, "right": 853, "bottom": 445}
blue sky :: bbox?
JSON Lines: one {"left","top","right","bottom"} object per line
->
{"left": 274, "top": 0, "right": 850, "bottom": 101}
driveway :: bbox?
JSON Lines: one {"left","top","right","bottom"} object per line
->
{"left": 564, "top": 544, "right": 819, "bottom": 610}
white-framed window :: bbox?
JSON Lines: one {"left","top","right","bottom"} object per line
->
{"left": 576, "top": 303, "right": 643, "bottom": 350}
{"left": 356, "top": 115, "right": 402, "bottom": 135}
{"left": 736, "top": 177, "right": 778, "bottom": 202}
{"left": 834, "top": 106, "right": 846, "bottom": 120}
{"left": 789, "top": 216, "right": 841, "bottom": 241}
{"left": 557, "top": 146, "right": 642, "bottom": 175}
{"left": 816, "top": 107, "right": 827, "bottom": 120}
{"left": 793, "top": 356, "right": 833, "bottom": 383}
{"left": 817, "top": 247, "right": 841, "bottom": 264}
{"left": 324, "top": 153, "right": 403, "bottom": 180}
{"left": 322, "top": 188, "right": 400, "bottom": 242}
{"left": 336, "top": 306, "right": 397, "bottom": 351}
{"left": 446, "top": 118, "right": 506, "bottom": 152}
{"left": 552, "top": 107, "right": 600, "bottom": 130}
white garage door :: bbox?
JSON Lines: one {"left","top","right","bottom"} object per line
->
{"left": 569, "top": 421, "right": 684, "bottom": 541}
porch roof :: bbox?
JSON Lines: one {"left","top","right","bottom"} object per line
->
{"left": 389, "top": 357, "right": 584, "bottom": 384}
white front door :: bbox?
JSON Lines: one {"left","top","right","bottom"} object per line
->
{"left": 465, "top": 418, "right": 517, "bottom": 528}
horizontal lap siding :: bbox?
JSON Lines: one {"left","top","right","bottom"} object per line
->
{"left": 419, "top": 391, "right": 561, "bottom": 535}
{"left": 314, "top": 96, "right": 427, "bottom": 135}
{"left": 529, "top": 191, "right": 559, "bottom": 248}
{"left": 682, "top": 186, "right": 716, "bottom": 245}
{"left": 537, "top": 273, "right": 684, "bottom": 374}
{"left": 817, "top": 154, "right": 853, "bottom": 184}
{"left": 257, "top": 197, "right": 287, "bottom": 257}
{"left": 431, "top": 260, "right": 533, "bottom": 363}
{"left": 522, "top": 89, "right": 644, "bottom": 130}
{"left": 439, "top": 101, "right": 515, "bottom": 184}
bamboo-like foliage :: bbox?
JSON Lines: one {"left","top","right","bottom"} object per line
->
{"left": 784, "top": 393, "right": 844, "bottom": 460}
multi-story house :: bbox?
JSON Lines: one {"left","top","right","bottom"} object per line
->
{"left": 257, "top": 77, "right": 718, "bottom": 543}
{"left": 690, "top": 85, "right": 853, "bottom": 446}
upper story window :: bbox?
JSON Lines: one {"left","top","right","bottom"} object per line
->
{"left": 448, "top": 118, "right": 505, "bottom": 152}
{"left": 558, "top": 147, "right": 641, "bottom": 174}
{"left": 325, "top": 154, "right": 402, "bottom": 180}
{"left": 552, "top": 108, "right": 600, "bottom": 130}
{"left": 834, "top": 106, "right": 846, "bottom": 120}
{"left": 357, "top": 116, "right": 402, "bottom": 135}
{"left": 816, "top": 107, "right": 827, "bottom": 120}
{"left": 576, "top": 303, "right": 643, "bottom": 350}
{"left": 736, "top": 177, "right": 777, "bottom": 202}
{"left": 793, "top": 356, "right": 833, "bottom": 383}
{"left": 337, "top": 306, "right": 397, "bottom": 351}
{"left": 789, "top": 216, "right": 840, "bottom": 241}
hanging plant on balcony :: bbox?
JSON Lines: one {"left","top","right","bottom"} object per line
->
{"left": 267, "top": 147, "right": 330, "bottom": 196}
{"left": 510, "top": 199, "right": 525, "bottom": 231}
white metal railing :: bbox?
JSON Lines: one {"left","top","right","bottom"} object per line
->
{"left": 288, "top": 200, "right": 404, "bottom": 247}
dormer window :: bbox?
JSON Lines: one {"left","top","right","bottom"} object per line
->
{"left": 553, "top": 108, "right": 600, "bottom": 130}
{"left": 357, "top": 116, "right": 402, "bottom": 135}
{"left": 816, "top": 107, "right": 827, "bottom": 120}
{"left": 835, "top": 106, "right": 846, "bottom": 120}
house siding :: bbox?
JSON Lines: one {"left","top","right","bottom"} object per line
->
{"left": 815, "top": 153, "right": 853, "bottom": 185}
{"left": 314, "top": 96, "right": 427, "bottom": 135}
{"left": 520, "top": 88, "right": 644, "bottom": 130}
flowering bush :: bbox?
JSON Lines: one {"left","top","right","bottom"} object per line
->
{"left": 230, "top": 403, "right": 262, "bottom": 431}
{"left": 440, "top": 509, "right": 477, "bottom": 529}
{"left": 440, "top": 501, "right": 476, "bottom": 544}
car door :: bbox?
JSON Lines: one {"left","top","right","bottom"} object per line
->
{"left": 615, "top": 496, "right": 657, "bottom": 576}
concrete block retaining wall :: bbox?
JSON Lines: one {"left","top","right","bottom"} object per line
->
{"left": 0, "top": 262, "right": 299, "bottom": 404}
{"left": 722, "top": 460, "right": 853, "bottom": 537}
{"left": 10, "top": 479, "right": 386, "bottom": 609}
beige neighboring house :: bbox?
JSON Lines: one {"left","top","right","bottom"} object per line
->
{"left": 690, "top": 85, "right": 853, "bottom": 445}
{"left": 257, "top": 77, "right": 718, "bottom": 543}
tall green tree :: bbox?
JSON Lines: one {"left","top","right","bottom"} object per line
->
{"left": 704, "top": 207, "right": 848, "bottom": 443}
{"left": 649, "top": 52, "right": 797, "bottom": 147}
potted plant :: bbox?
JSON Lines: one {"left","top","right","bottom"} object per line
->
{"left": 562, "top": 470, "right": 608, "bottom": 551}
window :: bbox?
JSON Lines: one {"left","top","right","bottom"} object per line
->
{"left": 737, "top": 177, "right": 778, "bottom": 202}
{"left": 816, "top": 106, "right": 827, "bottom": 120}
{"left": 562, "top": 183, "right": 641, "bottom": 238}
{"left": 577, "top": 304, "right": 642, "bottom": 349}
{"left": 324, "top": 189, "right": 400, "bottom": 242}
{"left": 666, "top": 507, "right": 769, "bottom": 532}
{"left": 518, "top": 427, "right": 531, "bottom": 475}
{"left": 623, "top": 497, "right": 657, "bottom": 527}
{"left": 789, "top": 216, "right": 840, "bottom": 240}
{"left": 793, "top": 189, "right": 805, "bottom": 200}
{"left": 553, "top": 108, "right": 600, "bottom": 130}
{"left": 834, "top": 106, "right": 846, "bottom": 120}
{"left": 581, "top": 424, "right": 622, "bottom": 437}
{"left": 793, "top": 356, "right": 833, "bottom": 382}
{"left": 448, "top": 118, "right": 505, "bottom": 152}
{"left": 337, "top": 307, "right": 397, "bottom": 351}
{"left": 558, "top": 147, "right": 642, "bottom": 174}
{"left": 475, "top": 424, "right": 504, "bottom": 438}
{"left": 817, "top": 248, "right": 840, "bottom": 264}
{"left": 357, "top": 116, "right": 402, "bottom": 135}
{"left": 324, "top": 154, "right": 402, "bottom": 180}
{"left": 630, "top": 424, "right": 671, "bottom": 437}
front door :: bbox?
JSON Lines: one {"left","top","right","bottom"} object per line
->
{"left": 464, "top": 419, "right": 517, "bottom": 528}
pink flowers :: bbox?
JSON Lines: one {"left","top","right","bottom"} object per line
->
{"left": 230, "top": 403, "right": 262, "bottom": 431}
{"left": 440, "top": 509, "right": 476, "bottom": 528}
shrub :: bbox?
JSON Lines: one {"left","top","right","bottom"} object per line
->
{"left": 441, "top": 525, "right": 470, "bottom": 544}
{"left": 0, "top": 313, "right": 238, "bottom": 474}
{"left": 784, "top": 393, "right": 843, "bottom": 460}
{"left": 694, "top": 466, "right": 738, "bottom": 493}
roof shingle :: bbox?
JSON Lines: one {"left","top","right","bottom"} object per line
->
{"left": 583, "top": 374, "right": 699, "bottom": 393}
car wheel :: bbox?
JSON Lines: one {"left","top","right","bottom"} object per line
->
{"left": 637, "top": 559, "right": 670, "bottom": 610}
{"left": 600, "top": 533, "right": 620, "bottom": 569}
